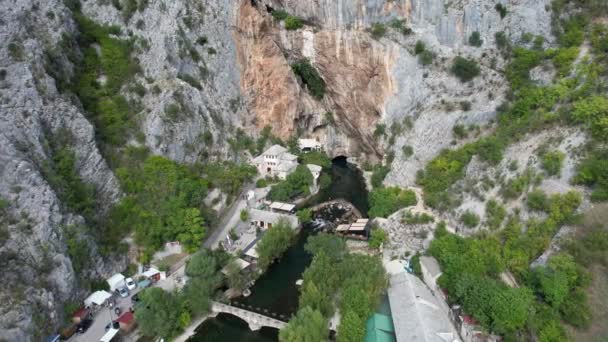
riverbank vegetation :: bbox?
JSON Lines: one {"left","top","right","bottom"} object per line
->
{"left": 268, "top": 165, "right": 314, "bottom": 201}
{"left": 280, "top": 234, "right": 387, "bottom": 342}
{"left": 135, "top": 250, "right": 230, "bottom": 339}
{"left": 256, "top": 219, "right": 297, "bottom": 271}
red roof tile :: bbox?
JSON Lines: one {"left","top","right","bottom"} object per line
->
{"left": 72, "top": 308, "right": 88, "bottom": 318}
{"left": 117, "top": 311, "right": 134, "bottom": 324}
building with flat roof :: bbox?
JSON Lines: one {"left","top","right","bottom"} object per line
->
{"left": 269, "top": 202, "right": 296, "bottom": 214}
{"left": 252, "top": 145, "right": 298, "bottom": 180}
{"left": 386, "top": 262, "right": 460, "bottom": 342}
{"left": 249, "top": 208, "right": 299, "bottom": 230}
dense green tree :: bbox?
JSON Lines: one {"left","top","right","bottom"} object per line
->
{"left": 299, "top": 281, "right": 333, "bottom": 318}
{"left": 451, "top": 56, "right": 481, "bottom": 82}
{"left": 268, "top": 165, "right": 314, "bottom": 201}
{"left": 291, "top": 59, "right": 326, "bottom": 99}
{"left": 135, "top": 288, "right": 183, "bottom": 338}
{"left": 185, "top": 249, "right": 227, "bottom": 282}
{"left": 489, "top": 287, "right": 534, "bottom": 334}
{"left": 559, "top": 287, "right": 591, "bottom": 328}
{"left": 225, "top": 259, "right": 248, "bottom": 292}
{"left": 297, "top": 208, "right": 312, "bottom": 224}
{"left": 337, "top": 311, "right": 365, "bottom": 342}
{"left": 305, "top": 233, "right": 346, "bottom": 261}
{"left": 256, "top": 219, "right": 296, "bottom": 271}
{"left": 168, "top": 208, "right": 206, "bottom": 253}
{"left": 527, "top": 189, "right": 549, "bottom": 212}
{"left": 368, "top": 187, "right": 417, "bottom": 218}
{"left": 368, "top": 228, "right": 388, "bottom": 249}
{"left": 572, "top": 96, "right": 608, "bottom": 140}
{"left": 113, "top": 156, "right": 210, "bottom": 255}
{"left": 279, "top": 306, "right": 328, "bottom": 342}
{"left": 302, "top": 251, "right": 341, "bottom": 295}
{"left": 572, "top": 149, "right": 608, "bottom": 201}
{"left": 181, "top": 277, "right": 215, "bottom": 316}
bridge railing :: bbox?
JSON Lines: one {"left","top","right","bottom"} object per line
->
{"left": 214, "top": 300, "right": 289, "bottom": 323}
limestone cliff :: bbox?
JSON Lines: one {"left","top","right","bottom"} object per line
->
{"left": 0, "top": 0, "right": 124, "bottom": 339}
{"left": 0, "top": 0, "right": 559, "bottom": 339}
{"left": 235, "top": 0, "right": 552, "bottom": 162}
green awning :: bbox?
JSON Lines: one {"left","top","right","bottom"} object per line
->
{"left": 364, "top": 313, "right": 396, "bottom": 342}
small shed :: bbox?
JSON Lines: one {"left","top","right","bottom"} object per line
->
{"left": 116, "top": 311, "right": 136, "bottom": 332}
{"left": 269, "top": 202, "right": 296, "bottom": 214}
{"left": 84, "top": 290, "right": 112, "bottom": 308}
{"left": 142, "top": 268, "right": 162, "bottom": 282}
{"left": 106, "top": 273, "right": 126, "bottom": 292}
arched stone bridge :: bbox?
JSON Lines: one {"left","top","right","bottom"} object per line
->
{"left": 210, "top": 301, "right": 287, "bottom": 331}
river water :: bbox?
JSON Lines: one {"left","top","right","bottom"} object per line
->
{"left": 189, "top": 157, "right": 368, "bottom": 341}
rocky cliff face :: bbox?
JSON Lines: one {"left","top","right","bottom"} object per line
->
{"left": 234, "top": 0, "right": 552, "bottom": 161}
{"left": 0, "top": 0, "right": 124, "bottom": 339}
{"left": 0, "top": 0, "right": 558, "bottom": 339}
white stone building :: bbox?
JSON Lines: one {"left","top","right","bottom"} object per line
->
{"left": 252, "top": 145, "right": 298, "bottom": 179}
{"left": 298, "top": 138, "right": 322, "bottom": 152}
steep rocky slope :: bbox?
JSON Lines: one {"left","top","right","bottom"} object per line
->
{"left": 0, "top": 0, "right": 123, "bottom": 339}
{"left": 0, "top": 0, "right": 591, "bottom": 339}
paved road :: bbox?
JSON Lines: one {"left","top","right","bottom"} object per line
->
{"left": 68, "top": 288, "right": 140, "bottom": 342}
{"left": 204, "top": 182, "right": 253, "bottom": 249}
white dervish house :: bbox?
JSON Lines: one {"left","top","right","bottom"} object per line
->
{"left": 253, "top": 145, "right": 298, "bottom": 180}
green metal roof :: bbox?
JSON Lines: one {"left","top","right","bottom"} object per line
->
{"left": 364, "top": 313, "right": 396, "bottom": 342}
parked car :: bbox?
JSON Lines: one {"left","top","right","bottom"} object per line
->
{"left": 117, "top": 286, "right": 129, "bottom": 298}
{"left": 76, "top": 318, "right": 93, "bottom": 333}
{"left": 137, "top": 278, "right": 151, "bottom": 289}
{"left": 125, "top": 277, "right": 136, "bottom": 290}
{"left": 105, "top": 321, "right": 120, "bottom": 331}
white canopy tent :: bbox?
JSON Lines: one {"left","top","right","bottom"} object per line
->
{"left": 84, "top": 290, "right": 112, "bottom": 307}
{"left": 99, "top": 327, "right": 119, "bottom": 342}
{"left": 142, "top": 267, "right": 160, "bottom": 278}
{"left": 106, "top": 273, "right": 126, "bottom": 291}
